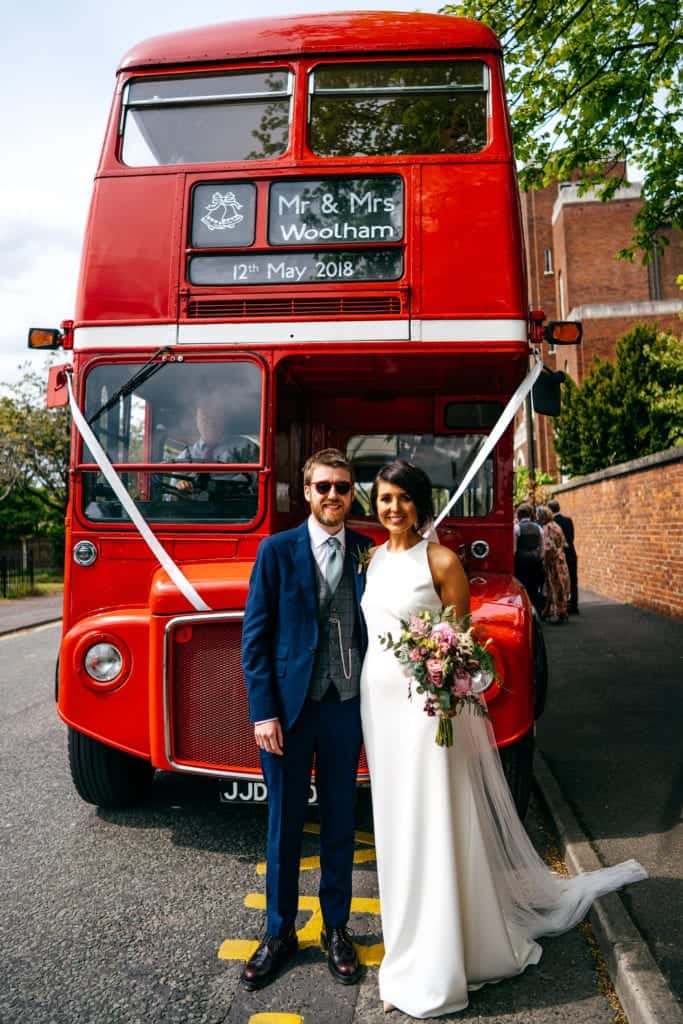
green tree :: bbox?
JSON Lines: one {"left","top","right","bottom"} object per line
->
{"left": 442, "top": 0, "right": 683, "bottom": 258}
{"left": 554, "top": 324, "right": 683, "bottom": 475}
{"left": 0, "top": 365, "right": 70, "bottom": 534}
{"left": 513, "top": 465, "right": 555, "bottom": 507}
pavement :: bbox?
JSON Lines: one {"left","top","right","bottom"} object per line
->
{"left": 2, "top": 586, "right": 682, "bottom": 1023}
{"left": 0, "top": 592, "right": 64, "bottom": 636}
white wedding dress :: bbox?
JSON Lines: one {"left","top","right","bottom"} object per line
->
{"left": 360, "top": 539, "right": 647, "bottom": 1019}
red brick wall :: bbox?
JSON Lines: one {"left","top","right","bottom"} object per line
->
{"left": 552, "top": 448, "right": 683, "bottom": 619}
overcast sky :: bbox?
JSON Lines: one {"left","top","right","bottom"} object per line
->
{"left": 1, "top": 0, "right": 445, "bottom": 390}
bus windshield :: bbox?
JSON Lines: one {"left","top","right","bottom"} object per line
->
{"left": 347, "top": 434, "right": 493, "bottom": 518}
{"left": 80, "top": 359, "right": 262, "bottom": 525}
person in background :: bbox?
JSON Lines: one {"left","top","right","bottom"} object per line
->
{"left": 548, "top": 498, "right": 579, "bottom": 614}
{"left": 513, "top": 503, "right": 545, "bottom": 616}
{"left": 167, "top": 398, "right": 258, "bottom": 495}
{"left": 536, "top": 504, "right": 570, "bottom": 624}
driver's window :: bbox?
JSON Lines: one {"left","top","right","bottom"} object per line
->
{"left": 81, "top": 359, "right": 263, "bottom": 524}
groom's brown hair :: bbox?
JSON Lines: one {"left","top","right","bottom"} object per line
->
{"left": 302, "top": 448, "right": 355, "bottom": 485}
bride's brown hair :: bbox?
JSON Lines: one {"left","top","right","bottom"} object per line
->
{"left": 371, "top": 460, "right": 434, "bottom": 530}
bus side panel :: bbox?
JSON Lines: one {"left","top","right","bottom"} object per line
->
{"left": 419, "top": 164, "right": 526, "bottom": 320}
{"left": 76, "top": 175, "right": 182, "bottom": 323}
{"left": 474, "top": 582, "right": 535, "bottom": 745}
{"left": 58, "top": 611, "right": 152, "bottom": 758}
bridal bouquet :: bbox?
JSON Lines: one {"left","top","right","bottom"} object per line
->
{"left": 379, "top": 607, "right": 496, "bottom": 747}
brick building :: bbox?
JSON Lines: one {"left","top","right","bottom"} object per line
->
{"left": 515, "top": 165, "right": 683, "bottom": 476}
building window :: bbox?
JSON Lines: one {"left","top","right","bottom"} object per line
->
{"left": 558, "top": 270, "right": 566, "bottom": 318}
{"left": 544, "top": 248, "right": 553, "bottom": 275}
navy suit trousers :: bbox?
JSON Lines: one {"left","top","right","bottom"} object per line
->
{"left": 259, "top": 695, "right": 362, "bottom": 937}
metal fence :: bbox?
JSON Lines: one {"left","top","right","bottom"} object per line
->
{"left": 0, "top": 551, "right": 35, "bottom": 598}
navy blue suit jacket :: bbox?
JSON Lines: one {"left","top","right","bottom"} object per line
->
{"left": 241, "top": 521, "right": 372, "bottom": 730}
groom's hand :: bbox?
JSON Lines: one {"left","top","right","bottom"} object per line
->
{"left": 254, "top": 719, "right": 284, "bottom": 756}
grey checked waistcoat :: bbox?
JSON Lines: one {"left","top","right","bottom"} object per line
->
{"left": 308, "top": 555, "right": 362, "bottom": 702}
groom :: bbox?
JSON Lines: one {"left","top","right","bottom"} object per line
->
{"left": 240, "top": 448, "right": 372, "bottom": 990}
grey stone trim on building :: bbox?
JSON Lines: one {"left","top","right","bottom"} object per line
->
{"left": 553, "top": 445, "right": 683, "bottom": 493}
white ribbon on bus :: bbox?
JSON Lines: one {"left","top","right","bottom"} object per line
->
{"left": 66, "top": 352, "right": 542, "bottom": 611}
{"left": 433, "top": 352, "right": 543, "bottom": 528}
{"left": 66, "top": 372, "right": 211, "bottom": 612}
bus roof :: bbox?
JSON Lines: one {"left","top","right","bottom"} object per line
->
{"left": 118, "top": 11, "right": 501, "bottom": 72}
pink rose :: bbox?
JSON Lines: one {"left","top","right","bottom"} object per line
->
{"left": 430, "top": 622, "right": 457, "bottom": 647}
{"left": 452, "top": 670, "right": 472, "bottom": 696}
{"left": 427, "top": 658, "right": 444, "bottom": 687}
{"left": 409, "top": 649, "right": 422, "bottom": 663}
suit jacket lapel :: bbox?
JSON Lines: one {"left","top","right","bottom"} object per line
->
{"left": 295, "top": 522, "right": 318, "bottom": 621}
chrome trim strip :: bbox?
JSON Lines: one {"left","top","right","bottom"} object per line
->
{"left": 128, "top": 92, "right": 290, "bottom": 107}
{"left": 73, "top": 319, "right": 528, "bottom": 348}
{"left": 163, "top": 610, "right": 249, "bottom": 776}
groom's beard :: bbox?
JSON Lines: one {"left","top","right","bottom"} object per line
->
{"left": 312, "top": 501, "right": 347, "bottom": 528}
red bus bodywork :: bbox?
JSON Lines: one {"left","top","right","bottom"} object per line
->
{"left": 50, "top": 12, "right": 540, "bottom": 808}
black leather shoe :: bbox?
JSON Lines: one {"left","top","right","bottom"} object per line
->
{"left": 320, "top": 925, "right": 362, "bottom": 985}
{"left": 240, "top": 929, "right": 298, "bottom": 990}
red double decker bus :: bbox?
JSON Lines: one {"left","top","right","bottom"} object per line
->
{"left": 32, "top": 11, "right": 574, "bottom": 816}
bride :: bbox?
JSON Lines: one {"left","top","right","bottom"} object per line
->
{"left": 360, "top": 460, "right": 647, "bottom": 1019}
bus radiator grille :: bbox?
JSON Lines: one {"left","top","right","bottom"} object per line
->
{"left": 169, "top": 618, "right": 259, "bottom": 773}
{"left": 186, "top": 295, "right": 402, "bottom": 319}
{"left": 168, "top": 617, "right": 369, "bottom": 779}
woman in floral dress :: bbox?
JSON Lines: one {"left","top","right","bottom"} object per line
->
{"left": 537, "top": 505, "right": 570, "bottom": 623}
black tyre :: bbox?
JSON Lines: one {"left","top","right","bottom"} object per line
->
{"left": 68, "top": 727, "right": 154, "bottom": 809}
{"left": 532, "top": 608, "right": 549, "bottom": 719}
{"left": 499, "top": 729, "right": 534, "bottom": 819}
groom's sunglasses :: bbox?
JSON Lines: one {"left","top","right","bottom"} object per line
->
{"left": 311, "top": 480, "right": 352, "bottom": 495}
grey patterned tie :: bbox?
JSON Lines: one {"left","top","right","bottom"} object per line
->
{"left": 325, "top": 536, "right": 344, "bottom": 594}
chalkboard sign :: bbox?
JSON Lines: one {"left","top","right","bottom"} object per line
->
{"left": 268, "top": 176, "right": 403, "bottom": 246}
{"left": 191, "top": 183, "right": 256, "bottom": 248}
{"left": 189, "top": 249, "right": 403, "bottom": 286}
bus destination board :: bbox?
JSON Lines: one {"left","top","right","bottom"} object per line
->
{"left": 268, "top": 176, "right": 403, "bottom": 245}
{"left": 189, "top": 249, "right": 403, "bottom": 285}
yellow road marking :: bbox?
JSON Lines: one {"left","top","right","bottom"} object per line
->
{"left": 248, "top": 1015, "right": 304, "bottom": 1024}
{"left": 219, "top": 894, "right": 384, "bottom": 965}
{"left": 221, "top": 826, "right": 383, "bottom": 965}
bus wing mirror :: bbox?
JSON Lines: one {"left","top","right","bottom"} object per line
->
{"left": 46, "top": 364, "right": 70, "bottom": 408}
{"left": 532, "top": 368, "right": 565, "bottom": 417}
{"left": 544, "top": 320, "right": 582, "bottom": 346}
{"left": 28, "top": 327, "right": 62, "bottom": 350}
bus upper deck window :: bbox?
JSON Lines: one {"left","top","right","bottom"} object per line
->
{"left": 309, "top": 61, "right": 489, "bottom": 158}
{"left": 120, "top": 70, "right": 293, "bottom": 166}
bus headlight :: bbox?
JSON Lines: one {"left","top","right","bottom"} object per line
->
{"left": 470, "top": 668, "right": 495, "bottom": 693}
{"left": 73, "top": 540, "right": 98, "bottom": 566}
{"left": 84, "top": 643, "right": 123, "bottom": 683}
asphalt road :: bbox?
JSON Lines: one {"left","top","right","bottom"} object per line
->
{"left": 2, "top": 620, "right": 625, "bottom": 1024}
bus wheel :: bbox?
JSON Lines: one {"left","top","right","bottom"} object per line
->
{"left": 68, "top": 727, "right": 154, "bottom": 809}
{"left": 499, "top": 729, "right": 534, "bottom": 819}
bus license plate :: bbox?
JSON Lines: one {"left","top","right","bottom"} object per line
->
{"left": 219, "top": 781, "right": 318, "bottom": 804}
